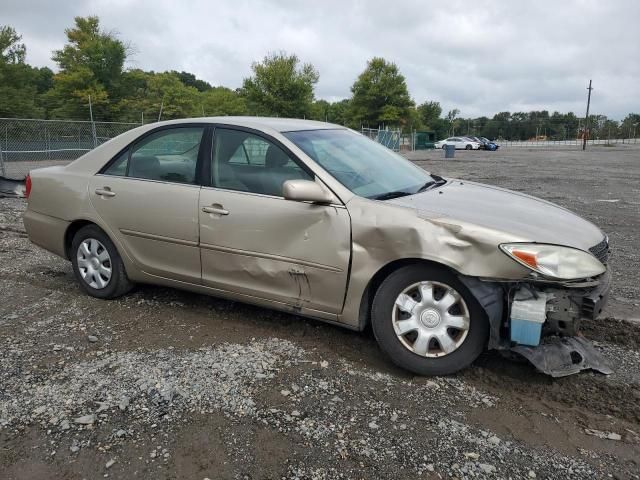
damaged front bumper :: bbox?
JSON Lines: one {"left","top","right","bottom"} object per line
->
{"left": 544, "top": 268, "right": 611, "bottom": 336}
{"left": 462, "top": 268, "right": 613, "bottom": 376}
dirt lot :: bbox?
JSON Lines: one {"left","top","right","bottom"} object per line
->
{"left": 1, "top": 145, "right": 639, "bottom": 479}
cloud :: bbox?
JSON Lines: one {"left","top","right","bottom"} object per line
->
{"left": 1, "top": 0, "right": 638, "bottom": 119}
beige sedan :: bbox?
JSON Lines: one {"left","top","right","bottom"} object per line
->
{"left": 23, "top": 118, "right": 611, "bottom": 375}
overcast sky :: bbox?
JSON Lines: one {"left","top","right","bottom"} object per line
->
{"left": 2, "top": 0, "right": 638, "bottom": 119}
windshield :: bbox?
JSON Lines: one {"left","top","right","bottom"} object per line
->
{"left": 284, "top": 129, "right": 438, "bottom": 199}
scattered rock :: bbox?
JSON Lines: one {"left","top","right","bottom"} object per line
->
{"left": 118, "top": 396, "right": 130, "bottom": 411}
{"left": 487, "top": 435, "right": 501, "bottom": 446}
{"left": 70, "top": 445, "right": 79, "bottom": 453}
{"left": 88, "top": 335, "right": 98, "bottom": 343}
{"left": 585, "top": 428, "right": 622, "bottom": 440}
{"left": 74, "top": 414, "right": 96, "bottom": 425}
{"left": 105, "top": 459, "right": 115, "bottom": 469}
{"left": 479, "top": 463, "right": 497, "bottom": 474}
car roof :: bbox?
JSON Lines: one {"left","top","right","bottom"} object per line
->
{"left": 149, "top": 116, "right": 344, "bottom": 133}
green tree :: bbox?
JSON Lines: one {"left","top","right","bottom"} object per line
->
{"left": 0, "top": 25, "right": 26, "bottom": 63}
{"left": 446, "top": 109, "right": 460, "bottom": 135}
{"left": 201, "top": 87, "right": 247, "bottom": 116}
{"left": 350, "top": 57, "right": 414, "bottom": 128}
{"left": 48, "top": 16, "right": 127, "bottom": 119}
{"left": 620, "top": 113, "right": 640, "bottom": 139}
{"left": 309, "top": 99, "right": 330, "bottom": 121}
{"left": 416, "top": 100, "right": 442, "bottom": 129}
{"left": 173, "top": 71, "right": 212, "bottom": 92}
{"left": 0, "top": 25, "right": 46, "bottom": 117}
{"left": 328, "top": 99, "right": 352, "bottom": 126}
{"left": 242, "top": 52, "right": 319, "bottom": 117}
{"left": 114, "top": 70, "right": 200, "bottom": 122}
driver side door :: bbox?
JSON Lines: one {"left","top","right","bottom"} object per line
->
{"left": 198, "top": 127, "right": 351, "bottom": 315}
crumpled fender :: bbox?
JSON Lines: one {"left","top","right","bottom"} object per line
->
{"left": 339, "top": 195, "right": 529, "bottom": 328}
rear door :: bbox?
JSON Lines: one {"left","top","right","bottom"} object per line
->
{"left": 198, "top": 127, "right": 351, "bottom": 314}
{"left": 89, "top": 125, "right": 205, "bottom": 283}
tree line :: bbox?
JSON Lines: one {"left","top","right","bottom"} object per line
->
{"left": 1, "top": 17, "right": 638, "bottom": 141}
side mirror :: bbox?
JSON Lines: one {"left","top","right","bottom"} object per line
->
{"left": 283, "top": 179, "right": 334, "bottom": 204}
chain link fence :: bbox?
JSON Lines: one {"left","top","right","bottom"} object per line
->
{"left": 361, "top": 127, "right": 401, "bottom": 151}
{"left": 0, "top": 118, "right": 141, "bottom": 179}
{"left": 1, "top": 117, "right": 637, "bottom": 180}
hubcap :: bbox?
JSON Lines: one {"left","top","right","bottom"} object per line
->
{"left": 392, "top": 281, "right": 470, "bottom": 358}
{"left": 77, "top": 238, "right": 112, "bottom": 289}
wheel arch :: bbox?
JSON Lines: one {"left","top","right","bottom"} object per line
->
{"left": 357, "top": 258, "right": 461, "bottom": 331}
{"left": 64, "top": 220, "right": 98, "bottom": 259}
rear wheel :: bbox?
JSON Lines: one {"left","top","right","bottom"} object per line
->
{"left": 371, "top": 264, "right": 488, "bottom": 375}
{"left": 71, "top": 225, "right": 133, "bottom": 299}
{"left": 441, "top": 145, "right": 446, "bottom": 150}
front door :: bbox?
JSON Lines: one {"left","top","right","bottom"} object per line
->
{"left": 199, "top": 127, "right": 351, "bottom": 314}
{"left": 90, "top": 126, "right": 205, "bottom": 283}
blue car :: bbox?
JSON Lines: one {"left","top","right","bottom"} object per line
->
{"left": 474, "top": 136, "right": 500, "bottom": 151}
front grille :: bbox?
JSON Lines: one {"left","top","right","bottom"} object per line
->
{"left": 589, "top": 237, "right": 609, "bottom": 265}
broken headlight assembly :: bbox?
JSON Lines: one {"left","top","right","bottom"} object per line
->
{"left": 500, "top": 243, "right": 606, "bottom": 280}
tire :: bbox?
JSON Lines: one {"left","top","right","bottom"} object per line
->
{"left": 71, "top": 224, "right": 134, "bottom": 299}
{"left": 465, "top": 144, "right": 472, "bottom": 150}
{"left": 441, "top": 145, "right": 446, "bottom": 150}
{"left": 371, "top": 264, "right": 488, "bottom": 375}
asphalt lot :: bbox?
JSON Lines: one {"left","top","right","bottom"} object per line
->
{"left": 1, "top": 145, "right": 639, "bottom": 479}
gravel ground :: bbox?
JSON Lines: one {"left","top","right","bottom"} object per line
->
{"left": 1, "top": 145, "right": 639, "bottom": 479}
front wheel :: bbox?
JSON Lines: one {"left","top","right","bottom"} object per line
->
{"left": 465, "top": 144, "right": 472, "bottom": 150}
{"left": 71, "top": 225, "right": 134, "bottom": 299}
{"left": 371, "top": 264, "right": 488, "bottom": 375}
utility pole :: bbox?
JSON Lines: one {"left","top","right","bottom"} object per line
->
{"left": 582, "top": 80, "right": 593, "bottom": 151}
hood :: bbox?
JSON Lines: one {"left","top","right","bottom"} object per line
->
{"left": 389, "top": 180, "right": 605, "bottom": 251}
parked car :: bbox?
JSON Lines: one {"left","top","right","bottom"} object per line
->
{"left": 23, "top": 118, "right": 611, "bottom": 375}
{"left": 467, "top": 136, "right": 500, "bottom": 151}
{"left": 434, "top": 137, "right": 481, "bottom": 150}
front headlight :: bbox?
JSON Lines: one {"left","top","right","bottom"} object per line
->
{"left": 500, "top": 243, "right": 606, "bottom": 280}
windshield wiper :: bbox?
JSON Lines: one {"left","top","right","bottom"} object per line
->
{"left": 371, "top": 190, "right": 414, "bottom": 200}
{"left": 372, "top": 175, "right": 447, "bottom": 200}
{"left": 416, "top": 174, "right": 447, "bottom": 193}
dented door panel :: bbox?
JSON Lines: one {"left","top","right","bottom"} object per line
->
{"left": 199, "top": 188, "right": 351, "bottom": 313}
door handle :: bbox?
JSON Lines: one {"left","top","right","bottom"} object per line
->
{"left": 95, "top": 188, "right": 116, "bottom": 197}
{"left": 202, "top": 205, "right": 229, "bottom": 215}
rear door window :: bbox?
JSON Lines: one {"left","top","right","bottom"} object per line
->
{"left": 104, "top": 127, "right": 204, "bottom": 184}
